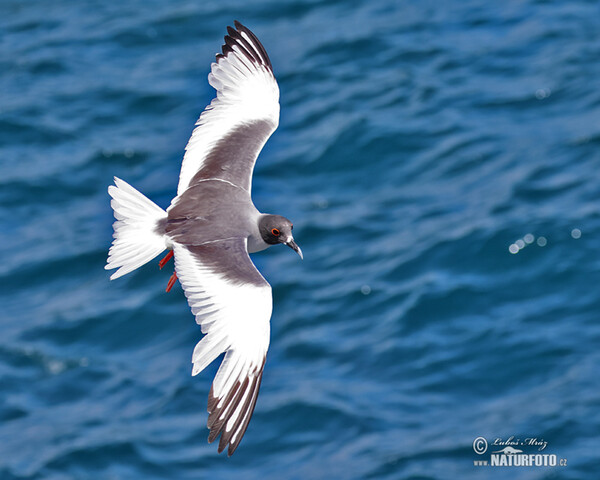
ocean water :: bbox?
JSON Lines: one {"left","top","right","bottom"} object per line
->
{"left": 1, "top": 0, "right": 599, "bottom": 478}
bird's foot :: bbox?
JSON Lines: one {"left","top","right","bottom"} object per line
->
{"left": 166, "top": 271, "right": 178, "bottom": 293}
{"left": 159, "top": 250, "right": 174, "bottom": 269}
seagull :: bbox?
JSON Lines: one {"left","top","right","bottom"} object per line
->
{"left": 105, "top": 21, "right": 302, "bottom": 456}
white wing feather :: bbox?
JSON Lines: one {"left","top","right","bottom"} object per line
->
{"left": 176, "top": 25, "right": 280, "bottom": 196}
{"left": 172, "top": 241, "right": 271, "bottom": 455}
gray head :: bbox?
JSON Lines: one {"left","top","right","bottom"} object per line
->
{"left": 259, "top": 215, "right": 303, "bottom": 259}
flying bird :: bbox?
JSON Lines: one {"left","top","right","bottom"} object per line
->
{"left": 105, "top": 21, "right": 302, "bottom": 456}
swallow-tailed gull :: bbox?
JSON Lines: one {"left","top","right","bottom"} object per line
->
{"left": 105, "top": 21, "right": 302, "bottom": 456}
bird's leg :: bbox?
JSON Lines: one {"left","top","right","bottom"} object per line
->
{"left": 160, "top": 251, "right": 178, "bottom": 292}
{"left": 166, "top": 271, "right": 178, "bottom": 293}
{"left": 159, "top": 250, "right": 174, "bottom": 269}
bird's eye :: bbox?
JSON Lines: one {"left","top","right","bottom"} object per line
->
{"left": 271, "top": 228, "right": 280, "bottom": 236}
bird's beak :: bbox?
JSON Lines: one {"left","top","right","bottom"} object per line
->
{"left": 285, "top": 238, "right": 303, "bottom": 260}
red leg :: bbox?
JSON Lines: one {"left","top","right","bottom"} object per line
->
{"left": 166, "top": 271, "right": 178, "bottom": 293}
{"left": 159, "top": 250, "right": 174, "bottom": 269}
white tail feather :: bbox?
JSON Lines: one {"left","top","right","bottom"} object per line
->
{"left": 105, "top": 177, "right": 168, "bottom": 280}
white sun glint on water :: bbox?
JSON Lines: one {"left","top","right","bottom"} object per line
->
{"left": 535, "top": 87, "right": 551, "bottom": 99}
{"left": 537, "top": 236, "right": 547, "bottom": 247}
{"left": 509, "top": 229, "right": 579, "bottom": 254}
{"left": 508, "top": 232, "right": 560, "bottom": 254}
{"left": 509, "top": 232, "right": 537, "bottom": 254}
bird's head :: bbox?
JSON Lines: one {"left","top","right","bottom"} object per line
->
{"left": 259, "top": 215, "right": 303, "bottom": 259}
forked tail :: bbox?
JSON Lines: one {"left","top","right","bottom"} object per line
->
{"left": 105, "top": 177, "right": 168, "bottom": 280}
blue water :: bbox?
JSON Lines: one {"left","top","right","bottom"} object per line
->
{"left": 1, "top": 1, "right": 599, "bottom": 478}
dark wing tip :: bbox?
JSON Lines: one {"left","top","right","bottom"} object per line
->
{"left": 206, "top": 361, "right": 265, "bottom": 456}
{"left": 227, "top": 373, "right": 263, "bottom": 456}
{"left": 221, "top": 42, "right": 234, "bottom": 57}
{"left": 216, "top": 21, "right": 273, "bottom": 72}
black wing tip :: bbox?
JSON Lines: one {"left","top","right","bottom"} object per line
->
{"left": 215, "top": 20, "right": 273, "bottom": 72}
{"left": 205, "top": 362, "right": 265, "bottom": 457}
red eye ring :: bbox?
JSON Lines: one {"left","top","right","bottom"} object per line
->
{"left": 271, "top": 228, "right": 280, "bottom": 236}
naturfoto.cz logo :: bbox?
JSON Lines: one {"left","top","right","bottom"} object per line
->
{"left": 472, "top": 436, "right": 567, "bottom": 468}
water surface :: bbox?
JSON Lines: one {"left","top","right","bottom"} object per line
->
{"left": 1, "top": 1, "right": 599, "bottom": 478}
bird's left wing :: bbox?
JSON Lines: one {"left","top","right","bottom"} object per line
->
{"left": 176, "top": 21, "right": 280, "bottom": 196}
{"left": 172, "top": 239, "right": 272, "bottom": 456}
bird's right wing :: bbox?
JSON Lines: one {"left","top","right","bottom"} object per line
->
{"left": 172, "top": 239, "right": 272, "bottom": 456}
